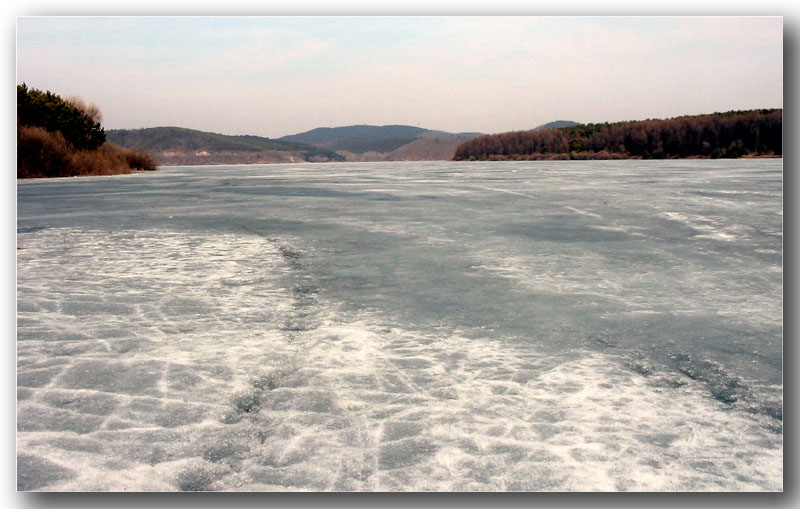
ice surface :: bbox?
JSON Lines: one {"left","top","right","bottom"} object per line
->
{"left": 17, "top": 160, "right": 782, "bottom": 491}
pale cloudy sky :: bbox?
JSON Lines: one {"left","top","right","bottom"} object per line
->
{"left": 16, "top": 15, "right": 783, "bottom": 138}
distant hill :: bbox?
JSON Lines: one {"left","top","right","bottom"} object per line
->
{"left": 454, "top": 110, "right": 782, "bottom": 161}
{"left": 279, "top": 124, "right": 484, "bottom": 160}
{"left": 108, "top": 124, "right": 484, "bottom": 164}
{"left": 279, "top": 125, "right": 430, "bottom": 147}
{"left": 534, "top": 120, "right": 581, "bottom": 130}
{"left": 107, "top": 127, "right": 344, "bottom": 165}
{"left": 330, "top": 136, "right": 419, "bottom": 154}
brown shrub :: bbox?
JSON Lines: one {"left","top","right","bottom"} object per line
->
{"left": 18, "top": 125, "right": 157, "bottom": 178}
{"left": 114, "top": 144, "right": 157, "bottom": 171}
{"left": 17, "top": 126, "right": 71, "bottom": 178}
{"left": 69, "top": 145, "right": 127, "bottom": 176}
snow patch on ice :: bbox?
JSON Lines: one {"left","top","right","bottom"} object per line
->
{"left": 17, "top": 224, "right": 782, "bottom": 491}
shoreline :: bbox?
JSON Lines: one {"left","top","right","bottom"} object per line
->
{"left": 16, "top": 155, "right": 784, "bottom": 178}
{"left": 454, "top": 154, "right": 782, "bottom": 162}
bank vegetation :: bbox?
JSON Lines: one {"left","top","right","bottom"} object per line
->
{"left": 454, "top": 110, "right": 782, "bottom": 161}
{"left": 17, "top": 84, "right": 157, "bottom": 178}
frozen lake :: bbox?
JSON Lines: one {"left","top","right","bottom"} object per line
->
{"left": 17, "top": 160, "right": 782, "bottom": 491}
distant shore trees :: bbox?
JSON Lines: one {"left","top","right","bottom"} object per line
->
{"left": 17, "top": 84, "right": 156, "bottom": 178}
{"left": 453, "top": 110, "right": 782, "bottom": 161}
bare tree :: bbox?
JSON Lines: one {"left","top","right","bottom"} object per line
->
{"left": 66, "top": 95, "right": 103, "bottom": 124}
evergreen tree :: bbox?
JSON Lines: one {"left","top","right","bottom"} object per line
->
{"left": 17, "top": 83, "right": 106, "bottom": 151}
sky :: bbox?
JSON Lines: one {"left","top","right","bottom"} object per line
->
{"left": 15, "top": 15, "right": 784, "bottom": 138}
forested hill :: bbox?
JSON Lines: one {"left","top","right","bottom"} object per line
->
{"left": 454, "top": 110, "right": 782, "bottom": 161}
{"left": 279, "top": 125, "right": 431, "bottom": 146}
{"left": 108, "top": 125, "right": 485, "bottom": 164}
{"left": 278, "top": 124, "right": 484, "bottom": 160}
{"left": 107, "top": 127, "right": 344, "bottom": 165}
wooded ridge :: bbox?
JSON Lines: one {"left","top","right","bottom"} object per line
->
{"left": 454, "top": 110, "right": 782, "bottom": 161}
{"left": 108, "top": 125, "right": 485, "bottom": 164}
{"left": 106, "top": 127, "right": 345, "bottom": 165}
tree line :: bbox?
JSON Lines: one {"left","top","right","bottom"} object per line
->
{"left": 453, "top": 109, "right": 782, "bottom": 161}
{"left": 17, "top": 84, "right": 156, "bottom": 178}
